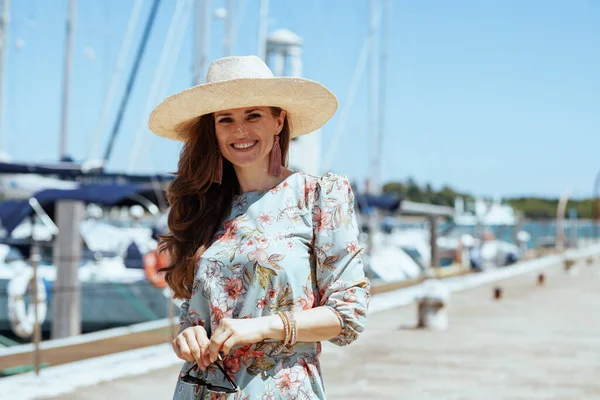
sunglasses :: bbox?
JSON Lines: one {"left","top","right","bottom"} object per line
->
{"left": 180, "top": 355, "right": 239, "bottom": 394}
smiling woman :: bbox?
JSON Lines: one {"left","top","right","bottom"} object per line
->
{"left": 148, "top": 55, "right": 370, "bottom": 400}
{"left": 214, "top": 106, "right": 289, "bottom": 184}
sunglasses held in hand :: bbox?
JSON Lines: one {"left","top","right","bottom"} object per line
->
{"left": 180, "top": 354, "right": 239, "bottom": 394}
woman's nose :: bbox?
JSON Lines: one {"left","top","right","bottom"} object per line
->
{"left": 233, "top": 122, "right": 249, "bottom": 137}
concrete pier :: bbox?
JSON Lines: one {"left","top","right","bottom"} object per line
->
{"left": 41, "top": 261, "right": 600, "bottom": 400}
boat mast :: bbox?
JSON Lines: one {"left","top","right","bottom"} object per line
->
{"left": 59, "top": 0, "right": 76, "bottom": 160}
{"left": 368, "top": 0, "right": 380, "bottom": 194}
{"left": 193, "top": 0, "right": 211, "bottom": 86}
{"left": 103, "top": 0, "right": 161, "bottom": 164}
{"left": 0, "top": 0, "right": 9, "bottom": 151}
{"left": 224, "top": 0, "right": 234, "bottom": 56}
{"left": 257, "top": 0, "right": 269, "bottom": 61}
{"left": 377, "top": 0, "right": 390, "bottom": 193}
{"left": 87, "top": 0, "right": 143, "bottom": 162}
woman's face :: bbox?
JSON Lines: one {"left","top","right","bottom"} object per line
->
{"left": 214, "top": 106, "right": 286, "bottom": 169}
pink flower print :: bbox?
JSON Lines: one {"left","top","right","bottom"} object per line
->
{"left": 297, "top": 298, "right": 311, "bottom": 311}
{"left": 267, "top": 289, "right": 277, "bottom": 299}
{"left": 346, "top": 241, "right": 358, "bottom": 253}
{"left": 256, "top": 297, "right": 268, "bottom": 309}
{"left": 222, "top": 277, "right": 245, "bottom": 301}
{"left": 282, "top": 181, "right": 290, "bottom": 189}
{"left": 210, "top": 295, "right": 230, "bottom": 327}
{"left": 312, "top": 206, "right": 333, "bottom": 233}
{"left": 286, "top": 239, "right": 295, "bottom": 250}
{"left": 301, "top": 180, "right": 317, "bottom": 206}
{"left": 343, "top": 287, "right": 358, "bottom": 303}
{"left": 274, "top": 367, "right": 306, "bottom": 396}
{"left": 248, "top": 242, "right": 269, "bottom": 264}
{"left": 256, "top": 212, "right": 272, "bottom": 228}
{"left": 297, "top": 285, "right": 316, "bottom": 310}
{"left": 256, "top": 236, "right": 268, "bottom": 244}
{"left": 217, "top": 219, "right": 238, "bottom": 242}
{"left": 223, "top": 354, "right": 242, "bottom": 374}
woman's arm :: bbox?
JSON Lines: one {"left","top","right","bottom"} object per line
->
{"left": 264, "top": 306, "right": 342, "bottom": 342}
{"left": 205, "top": 307, "right": 341, "bottom": 364}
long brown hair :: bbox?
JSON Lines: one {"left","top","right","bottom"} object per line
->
{"left": 159, "top": 107, "right": 291, "bottom": 299}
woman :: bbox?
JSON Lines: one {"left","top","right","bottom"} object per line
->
{"left": 149, "top": 55, "right": 370, "bottom": 400}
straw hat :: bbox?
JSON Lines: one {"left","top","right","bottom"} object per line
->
{"left": 148, "top": 55, "right": 338, "bottom": 142}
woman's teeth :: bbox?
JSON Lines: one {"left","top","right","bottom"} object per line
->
{"left": 232, "top": 141, "right": 258, "bottom": 149}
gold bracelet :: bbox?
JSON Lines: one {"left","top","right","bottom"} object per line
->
{"left": 277, "top": 312, "right": 290, "bottom": 346}
{"left": 285, "top": 311, "right": 297, "bottom": 347}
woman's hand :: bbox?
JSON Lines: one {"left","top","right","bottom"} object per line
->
{"left": 172, "top": 326, "right": 211, "bottom": 371}
{"left": 206, "top": 317, "right": 272, "bottom": 364}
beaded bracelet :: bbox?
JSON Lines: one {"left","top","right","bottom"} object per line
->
{"left": 284, "top": 311, "right": 297, "bottom": 347}
{"left": 277, "top": 312, "right": 290, "bottom": 346}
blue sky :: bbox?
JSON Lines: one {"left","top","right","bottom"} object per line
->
{"left": 3, "top": 0, "right": 599, "bottom": 198}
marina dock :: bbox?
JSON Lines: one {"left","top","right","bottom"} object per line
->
{"left": 30, "top": 257, "right": 599, "bottom": 400}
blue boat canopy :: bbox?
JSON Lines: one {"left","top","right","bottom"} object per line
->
{"left": 0, "top": 183, "right": 163, "bottom": 236}
{"left": 355, "top": 193, "right": 402, "bottom": 213}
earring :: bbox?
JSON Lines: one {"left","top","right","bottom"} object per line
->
{"left": 213, "top": 149, "right": 223, "bottom": 184}
{"left": 268, "top": 135, "right": 282, "bottom": 176}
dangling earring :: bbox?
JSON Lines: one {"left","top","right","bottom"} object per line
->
{"left": 269, "top": 134, "right": 282, "bottom": 176}
{"left": 213, "top": 149, "right": 223, "bottom": 184}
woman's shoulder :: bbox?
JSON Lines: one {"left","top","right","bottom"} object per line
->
{"left": 294, "top": 171, "right": 354, "bottom": 204}
{"left": 296, "top": 171, "right": 351, "bottom": 187}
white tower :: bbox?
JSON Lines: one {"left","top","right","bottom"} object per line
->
{"left": 266, "top": 29, "right": 322, "bottom": 176}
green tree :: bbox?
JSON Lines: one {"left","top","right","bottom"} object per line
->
{"left": 406, "top": 177, "right": 422, "bottom": 202}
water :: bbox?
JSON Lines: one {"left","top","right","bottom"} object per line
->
{"left": 457, "top": 221, "right": 597, "bottom": 249}
{"left": 395, "top": 220, "right": 598, "bottom": 249}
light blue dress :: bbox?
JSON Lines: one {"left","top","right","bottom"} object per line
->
{"left": 173, "top": 172, "right": 370, "bottom": 400}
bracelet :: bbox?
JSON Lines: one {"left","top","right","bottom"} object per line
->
{"left": 277, "top": 312, "right": 290, "bottom": 346}
{"left": 285, "top": 311, "right": 297, "bottom": 347}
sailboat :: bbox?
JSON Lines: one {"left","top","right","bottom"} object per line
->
{"left": 0, "top": 0, "right": 180, "bottom": 341}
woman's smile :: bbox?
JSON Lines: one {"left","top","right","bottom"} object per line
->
{"left": 231, "top": 140, "right": 259, "bottom": 152}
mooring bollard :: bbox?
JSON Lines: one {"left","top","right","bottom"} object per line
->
{"left": 493, "top": 286, "right": 503, "bottom": 300}
{"left": 537, "top": 273, "right": 545, "bottom": 286}
{"left": 564, "top": 258, "right": 577, "bottom": 275}
{"left": 416, "top": 280, "right": 450, "bottom": 330}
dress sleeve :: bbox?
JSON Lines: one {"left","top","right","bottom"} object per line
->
{"left": 178, "top": 299, "right": 193, "bottom": 334}
{"left": 311, "top": 173, "right": 370, "bottom": 346}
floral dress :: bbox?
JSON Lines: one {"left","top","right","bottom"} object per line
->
{"left": 173, "top": 172, "right": 370, "bottom": 400}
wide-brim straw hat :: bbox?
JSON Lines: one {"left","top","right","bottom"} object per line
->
{"left": 148, "top": 55, "right": 338, "bottom": 142}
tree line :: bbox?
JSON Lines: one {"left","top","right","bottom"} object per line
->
{"left": 382, "top": 179, "right": 596, "bottom": 219}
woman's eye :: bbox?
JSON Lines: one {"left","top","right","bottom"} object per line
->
{"left": 247, "top": 113, "right": 261, "bottom": 121}
{"left": 218, "top": 117, "right": 233, "bottom": 123}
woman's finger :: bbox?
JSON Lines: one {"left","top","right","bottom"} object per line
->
{"left": 172, "top": 338, "right": 183, "bottom": 360}
{"left": 185, "top": 334, "right": 202, "bottom": 365}
{"left": 175, "top": 335, "right": 195, "bottom": 362}
{"left": 208, "top": 329, "right": 231, "bottom": 364}
{"left": 221, "top": 335, "right": 237, "bottom": 357}
{"left": 195, "top": 328, "right": 210, "bottom": 370}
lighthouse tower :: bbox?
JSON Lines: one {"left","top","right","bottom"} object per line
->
{"left": 266, "top": 29, "right": 322, "bottom": 176}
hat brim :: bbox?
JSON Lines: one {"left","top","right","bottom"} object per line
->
{"left": 148, "top": 77, "right": 338, "bottom": 142}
